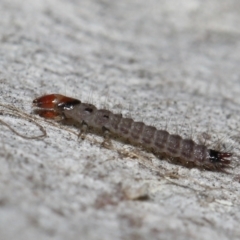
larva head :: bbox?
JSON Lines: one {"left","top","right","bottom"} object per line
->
{"left": 33, "top": 94, "right": 81, "bottom": 110}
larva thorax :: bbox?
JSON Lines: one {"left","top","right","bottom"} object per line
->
{"left": 32, "top": 94, "right": 232, "bottom": 169}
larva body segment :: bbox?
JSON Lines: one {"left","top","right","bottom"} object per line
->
{"left": 130, "top": 122, "right": 145, "bottom": 140}
{"left": 32, "top": 94, "right": 232, "bottom": 169}
{"left": 141, "top": 126, "right": 156, "bottom": 145}
{"left": 117, "top": 117, "right": 133, "bottom": 136}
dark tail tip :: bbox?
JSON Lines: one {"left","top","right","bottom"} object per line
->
{"left": 209, "top": 149, "right": 232, "bottom": 166}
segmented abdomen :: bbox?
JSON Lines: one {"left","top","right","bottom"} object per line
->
{"left": 112, "top": 115, "right": 208, "bottom": 164}
{"left": 64, "top": 104, "right": 210, "bottom": 165}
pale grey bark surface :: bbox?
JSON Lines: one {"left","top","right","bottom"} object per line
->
{"left": 0, "top": 0, "right": 240, "bottom": 239}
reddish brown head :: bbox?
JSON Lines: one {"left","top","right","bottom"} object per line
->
{"left": 33, "top": 94, "right": 81, "bottom": 110}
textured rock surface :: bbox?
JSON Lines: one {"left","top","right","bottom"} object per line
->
{"left": 0, "top": 0, "right": 240, "bottom": 239}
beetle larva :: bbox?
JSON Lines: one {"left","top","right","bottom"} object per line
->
{"left": 32, "top": 94, "right": 232, "bottom": 170}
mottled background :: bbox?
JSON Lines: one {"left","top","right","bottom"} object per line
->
{"left": 0, "top": 0, "right": 240, "bottom": 239}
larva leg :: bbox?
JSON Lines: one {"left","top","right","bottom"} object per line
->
{"left": 101, "top": 127, "right": 113, "bottom": 149}
{"left": 78, "top": 122, "right": 88, "bottom": 140}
